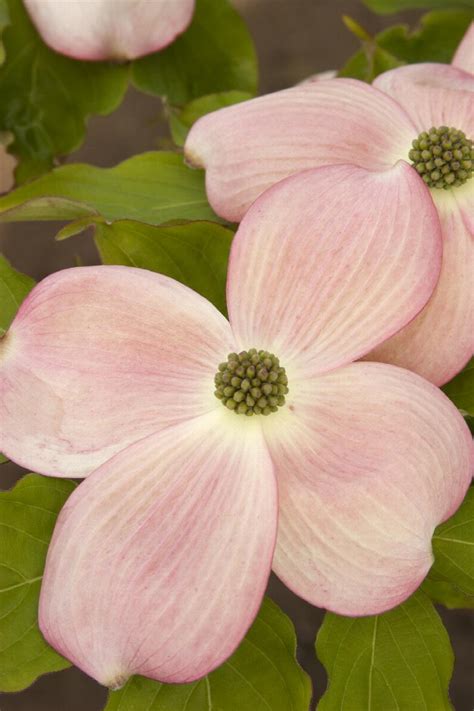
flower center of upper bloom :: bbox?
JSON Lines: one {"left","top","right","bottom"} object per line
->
{"left": 214, "top": 349, "right": 289, "bottom": 416}
{"left": 408, "top": 126, "right": 473, "bottom": 189}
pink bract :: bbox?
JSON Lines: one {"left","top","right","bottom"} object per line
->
{"left": 453, "top": 21, "right": 474, "bottom": 74}
{"left": 1, "top": 165, "right": 472, "bottom": 688}
{"left": 185, "top": 29, "right": 474, "bottom": 385}
{"left": 23, "top": 0, "right": 195, "bottom": 61}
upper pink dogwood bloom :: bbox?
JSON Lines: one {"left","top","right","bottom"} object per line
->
{"left": 1, "top": 165, "right": 472, "bottom": 688}
{"left": 23, "top": 0, "right": 195, "bottom": 61}
{"left": 185, "top": 25, "right": 474, "bottom": 386}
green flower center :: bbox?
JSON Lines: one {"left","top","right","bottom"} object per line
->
{"left": 214, "top": 349, "right": 289, "bottom": 416}
{"left": 409, "top": 126, "right": 473, "bottom": 189}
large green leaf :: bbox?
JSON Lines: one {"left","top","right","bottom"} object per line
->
{"left": 0, "top": 152, "right": 218, "bottom": 225}
{"left": 466, "top": 415, "right": 474, "bottom": 434}
{"left": 94, "top": 219, "right": 232, "bottom": 315}
{"left": 422, "top": 577, "right": 474, "bottom": 609}
{"left": 0, "top": 253, "right": 34, "bottom": 333}
{"left": 105, "top": 597, "right": 311, "bottom": 711}
{"left": 374, "top": 9, "right": 473, "bottom": 64}
{"left": 0, "top": 474, "right": 75, "bottom": 691}
{"left": 428, "top": 487, "right": 474, "bottom": 599}
{"left": 340, "top": 10, "right": 473, "bottom": 82}
{"left": 442, "top": 358, "right": 474, "bottom": 416}
{"left": 132, "top": 0, "right": 257, "bottom": 106}
{"left": 0, "top": 0, "right": 128, "bottom": 182}
{"left": 0, "top": 0, "right": 10, "bottom": 64}
{"left": 364, "top": 0, "right": 473, "bottom": 13}
{"left": 316, "top": 591, "right": 453, "bottom": 710}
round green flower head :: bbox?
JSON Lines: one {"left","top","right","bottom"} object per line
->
{"left": 409, "top": 126, "right": 473, "bottom": 189}
{"left": 214, "top": 349, "right": 289, "bottom": 416}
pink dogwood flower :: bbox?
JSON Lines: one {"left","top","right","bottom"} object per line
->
{"left": 23, "top": 0, "right": 195, "bottom": 61}
{"left": 1, "top": 166, "right": 472, "bottom": 689}
{"left": 185, "top": 25, "right": 474, "bottom": 386}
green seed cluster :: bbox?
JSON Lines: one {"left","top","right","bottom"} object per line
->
{"left": 214, "top": 349, "right": 289, "bottom": 416}
{"left": 409, "top": 126, "right": 473, "bottom": 189}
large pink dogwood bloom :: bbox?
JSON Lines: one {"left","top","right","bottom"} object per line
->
{"left": 185, "top": 25, "right": 474, "bottom": 386}
{"left": 1, "top": 166, "right": 472, "bottom": 688}
{"left": 23, "top": 0, "right": 195, "bottom": 61}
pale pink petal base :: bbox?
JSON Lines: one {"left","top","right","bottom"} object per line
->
{"left": 369, "top": 191, "right": 474, "bottom": 385}
{"left": 263, "top": 362, "right": 473, "bottom": 616}
{"left": 40, "top": 410, "right": 277, "bottom": 687}
{"left": 227, "top": 164, "right": 441, "bottom": 377}
{"left": 185, "top": 78, "right": 415, "bottom": 221}
{"left": 374, "top": 64, "right": 474, "bottom": 135}
{"left": 24, "top": 0, "right": 195, "bottom": 61}
{"left": 0, "top": 266, "right": 235, "bottom": 477}
{"left": 452, "top": 22, "right": 474, "bottom": 75}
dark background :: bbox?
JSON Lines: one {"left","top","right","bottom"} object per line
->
{"left": 1, "top": 1, "right": 473, "bottom": 709}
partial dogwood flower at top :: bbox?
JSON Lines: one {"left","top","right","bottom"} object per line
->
{"left": 185, "top": 23, "right": 474, "bottom": 386}
{"left": 23, "top": 0, "right": 195, "bottom": 61}
{"left": 1, "top": 165, "right": 472, "bottom": 688}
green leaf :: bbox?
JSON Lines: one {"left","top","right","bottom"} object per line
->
{"left": 0, "top": 253, "right": 34, "bottom": 333}
{"left": 0, "top": 0, "right": 10, "bottom": 64}
{"left": 376, "top": 9, "right": 473, "bottom": 63}
{"left": 94, "top": 219, "right": 233, "bottom": 315}
{"left": 105, "top": 597, "right": 311, "bottom": 711}
{"left": 0, "top": 453, "right": 8, "bottom": 464}
{"left": 340, "top": 10, "right": 473, "bottom": 82}
{"left": 0, "top": 152, "right": 218, "bottom": 225}
{"left": 0, "top": 0, "right": 128, "bottom": 182}
{"left": 442, "top": 358, "right": 474, "bottom": 416}
{"left": 132, "top": 0, "right": 257, "bottom": 106}
{"left": 316, "top": 591, "right": 453, "bottom": 710}
{"left": 169, "top": 90, "right": 253, "bottom": 146}
{"left": 423, "top": 487, "right": 474, "bottom": 608}
{"left": 340, "top": 40, "right": 403, "bottom": 82}
{"left": 428, "top": 486, "right": 474, "bottom": 602}
{"left": 364, "top": 0, "right": 474, "bottom": 13}
{"left": 422, "top": 577, "right": 474, "bottom": 609}
{"left": 0, "top": 474, "right": 76, "bottom": 691}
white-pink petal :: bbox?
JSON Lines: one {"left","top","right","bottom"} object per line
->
{"left": 368, "top": 190, "right": 474, "bottom": 385}
{"left": 452, "top": 22, "right": 474, "bottom": 75}
{"left": 40, "top": 410, "right": 277, "bottom": 687}
{"left": 185, "top": 78, "right": 415, "bottom": 222}
{"left": 227, "top": 164, "right": 442, "bottom": 377}
{"left": 263, "top": 362, "right": 473, "bottom": 616}
{"left": 374, "top": 64, "right": 474, "bottom": 136}
{"left": 24, "top": 0, "right": 195, "bottom": 61}
{"left": 0, "top": 266, "right": 235, "bottom": 477}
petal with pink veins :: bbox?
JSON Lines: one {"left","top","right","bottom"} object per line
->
{"left": 23, "top": 0, "right": 195, "bottom": 61}
{"left": 374, "top": 64, "right": 474, "bottom": 135}
{"left": 40, "top": 409, "right": 277, "bottom": 687}
{"left": 185, "top": 78, "right": 415, "bottom": 221}
{"left": 227, "top": 164, "right": 442, "bottom": 377}
{"left": 452, "top": 22, "right": 474, "bottom": 75}
{"left": 369, "top": 190, "right": 474, "bottom": 385}
{"left": 0, "top": 266, "right": 235, "bottom": 477}
{"left": 263, "top": 362, "right": 473, "bottom": 616}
